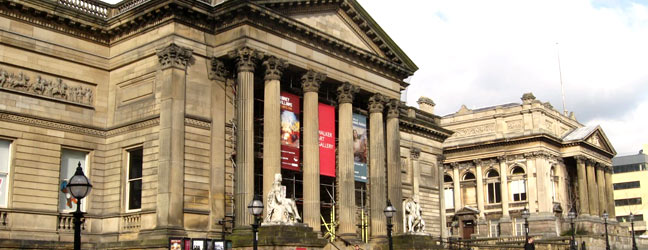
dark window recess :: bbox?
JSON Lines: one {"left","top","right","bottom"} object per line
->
{"left": 613, "top": 164, "right": 647, "bottom": 174}
{"left": 617, "top": 214, "right": 643, "bottom": 222}
{"left": 613, "top": 181, "right": 641, "bottom": 190}
{"left": 128, "top": 148, "right": 143, "bottom": 210}
{"left": 615, "top": 197, "right": 642, "bottom": 206}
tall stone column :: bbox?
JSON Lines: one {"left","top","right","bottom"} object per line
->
{"left": 336, "top": 83, "right": 359, "bottom": 237}
{"left": 497, "top": 156, "right": 510, "bottom": 218}
{"left": 410, "top": 148, "right": 421, "bottom": 196}
{"left": 586, "top": 159, "right": 599, "bottom": 216}
{"left": 385, "top": 99, "right": 403, "bottom": 233}
{"left": 604, "top": 168, "right": 615, "bottom": 218}
{"left": 452, "top": 164, "right": 461, "bottom": 212}
{"left": 302, "top": 70, "right": 326, "bottom": 232}
{"left": 262, "top": 56, "right": 286, "bottom": 212}
{"left": 229, "top": 47, "right": 263, "bottom": 228}
{"left": 368, "top": 93, "right": 387, "bottom": 238}
{"left": 208, "top": 58, "right": 228, "bottom": 235}
{"left": 156, "top": 43, "right": 192, "bottom": 231}
{"left": 437, "top": 156, "right": 448, "bottom": 238}
{"left": 575, "top": 156, "right": 589, "bottom": 215}
{"left": 474, "top": 160, "right": 485, "bottom": 219}
{"left": 524, "top": 153, "right": 538, "bottom": 213}
{"left": 596, "top": 164, "right": 607, "bottom": 217}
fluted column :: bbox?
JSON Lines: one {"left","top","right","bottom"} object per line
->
{"left": 302, "top": 70, "right": 326, "bottom": 232}
{"left": 156, "top": 43, "right": 192, "bottom": 230}
{"left": 368, "top": 93, "right": 387, "bottom": 238}
{"left": 596, "top": 163, "right": 607, "bottom": 217}
{"left": 337, "top": 83, "right": 359, "bottom": 237}
{"left": 410, "top": 148, "right": 421, "bottom": 196}
{"left": 605, "top": 168, "right": 615, "bottom": 218}
{"left": 208, "top": 58, "right": 228, "bottom": 234}
{"left": 474, "top": 160, "right": 485, "bottom": 218}
{"left": 229, "top": 47, "right": 263, "bottom": 228}
{"left": 262, "top": 56, "right": 286, "bottom": 213}
{"left": 575, "top": 156, "right": 589, "bottom": 215}
{"left": 452, "top": 164, "right": 461, "bottom": 212}
{"left": 497, "top": 156, "right": 510, "bottom": 218}
{"left": 586, "top": 159, "right": 599, "bottom": 216}
{"left": 385, "top": 99, "right": 403, "bottom": 233}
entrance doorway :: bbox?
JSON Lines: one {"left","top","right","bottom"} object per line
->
{"left": 462, "top": 220, "right": 475, "bottom": 239}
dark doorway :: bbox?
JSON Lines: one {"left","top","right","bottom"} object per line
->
{"left": 462, "top": 220, "right": 474, "bottom": 239}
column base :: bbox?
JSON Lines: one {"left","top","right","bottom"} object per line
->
{"left": 371, "top": 233, "right": 443, "bottom": 250}
{"left": 230, "top": 224, "right": 327, "bottom": 249}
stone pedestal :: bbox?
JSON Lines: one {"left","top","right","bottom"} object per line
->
{"left": 229, "top": 224, "right": 327, "bottom": 250}
{"left": 499, "top": 217, "right": 513, "bottom": 236}
{"left": 373, "top": 233, "right": 444, "bottom": 250}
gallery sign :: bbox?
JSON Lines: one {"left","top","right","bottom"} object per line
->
{"left": 318, "top": 103, "right": 336, "bottom": 177}
{"left": 280, "top": 92, "right": 301, "bottom": 171}
{"left": 352, "top": 113, "right": 368, "bottom": 182}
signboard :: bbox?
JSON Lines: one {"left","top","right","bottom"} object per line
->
{"left": 281, "top": 92, "right": 301, "bottom": 171}
{"left": 352, "top": 113, "right": 368, "bottom": 182}
{"left": 318, "top": 103, "right": 336, "bottom": 177}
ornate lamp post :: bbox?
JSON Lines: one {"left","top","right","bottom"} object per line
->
{"left": 247, "top": 195, "right": 264, "bottom": 250}
{"left": 384, "top": 200, "right": 396, "bottom": 250}
{"left": 630, "top": 212, "right": 638, "bottom": 250}
{"left": 67, "top": 162, "right": 92, "bottom": 250}
{"left": 603, "top": 210, "right": 610, "bottom": 250}
{"left": 567, "top": 207, "right": 577, "bottom": 250}
{"left": 521, "top": 208, "right": 530, "bottom": 240}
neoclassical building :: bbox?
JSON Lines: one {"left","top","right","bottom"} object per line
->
{"left": 0, "top": 0, "right": 450, "bottom": 249}
{"left": 438, "top": 93, "right": 617, "bottom": 239}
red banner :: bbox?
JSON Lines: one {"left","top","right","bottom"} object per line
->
{"left": 318, "top": 103, "right": 336, "bottom": 177}
{"left": 280, "top": 92, "right": 301, "bottom": 171}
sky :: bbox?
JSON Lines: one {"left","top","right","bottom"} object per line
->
{"left": 101, "top": 0, "right": 648, "bottom": 156}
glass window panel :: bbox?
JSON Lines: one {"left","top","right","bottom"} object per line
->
{"left": 127, "top": 148, "right": 143, "bottom": 211}
{"left": 444, "top": 188, "right": 454, "bottom": 208}
{"left": 59, "top": 149, "right": 87, "bottom": 212}
{"left": 129, "top": 149, "right": 143, "bottom": 179}
{"left": 0, "top": 140, "right": 9, "bottom": 207}
{"left": 129, "top": 179, "right": 142, "bottom": 210}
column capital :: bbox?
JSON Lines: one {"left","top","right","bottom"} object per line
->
{"left": 157, "top": 43, "right": 193, "bottom": 69}
{"left": 228, "top": 46, "right": 263, "bottom": 73}
{"left": 497, "top": 155, "right": 507, "bottom": 163}
{"left": 368, "top": 93, "right": 386, "bottom": 113}
{"left": 301, "top": 70, "right": 326, "bottom": 93}
{"left": 472, "top": 159, "right": 482, "bottom": 167}
{"left": 263, "top": 56, "right": 288, "bottom": 81}
{"left": 386, "top": 98, "right": 401, "bottom": 119}
{"left": 410, "top": 147, "right": 421, "bottom": 159}
{"left": 337, "top": 82, "right": 358, "bottom": 104}
{"left": 574, "top": 155, "right": 588, "bottom": 163}
{"left": 208, "top": 58, "right": 229, "bottom": 81}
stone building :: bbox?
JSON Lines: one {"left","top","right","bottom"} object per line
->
{"left": 438, "top": 93, "right": 617, "bottom": 239}
{"left": 0, "top": 0, "right": 450, "bottom": 249}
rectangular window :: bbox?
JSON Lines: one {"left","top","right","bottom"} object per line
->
{"left": 487, "top": 182, "right": 501, "bottom": 204}
{"left": 59, "top": 149, "right": 88, "bottom": 212}
{"left": 613, "top": 181, "right": 641, "bottom": 190}
{"left": 515, "top": 220, "right": 525, "bottom": 236}
{"left": 511, "top": 180, "right": 527, "bottom": 201}
{"left": 617, "top": 214, "right": 643, "bottom": 222}
{"left": 489, "top": 222, "right": 500, "bottom": 237}
{"left": 614, "top": 197, "right": 642, "bottom": 206}
{"left": 444, "top": 188, "right": 454, "bottom": 209}
{"left": 0, "top": 140, "right": 11, "bottom": 207}
{"left": 127, "top": 148, "right": 143, "bottom": 211}
{"left": 613, "top": 164, "right": 647, "bottom": 174}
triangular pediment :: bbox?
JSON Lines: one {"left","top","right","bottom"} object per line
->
{"left": 584, "top": 128, "right": 615, "bottom": 154}
{"left": 564, "top": 125, "right": 616, "bottom": 155}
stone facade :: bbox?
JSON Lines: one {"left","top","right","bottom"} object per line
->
{"left": 0, "top": 0, "right": 449, "bottom": 249}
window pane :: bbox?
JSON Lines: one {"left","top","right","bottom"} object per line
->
{"left": 59, "top": 149, "right": 87, "bottom": 212}
{"left": 0, "top": 140, "right": 9, "bottom": 207}
{"left": 129, "top": 148, "right": 143, "bottom": 179}
{"left": 444, "top": 189, "right": 454, "bottom": 208}
{"left": 129, "top": 179, "right": 142, "bottom": 210}
{"left": 495, "top": 182, "right": 501, "bottom": 203}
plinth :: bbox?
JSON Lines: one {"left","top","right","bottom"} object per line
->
{"left": 229, "top": 224, "right": 328, "bottom": 250}
{"left": 373, "top": 233, "right": 444, "bottom": 250}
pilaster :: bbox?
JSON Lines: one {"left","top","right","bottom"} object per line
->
{"left": 497, "top": 156, "right": 510, "bottom": 218}
{"left": 452, "top": 163, "right": 461, "bottom": 213}
{"left": 524, "top": 153, "right": 538, "bottom": 213}
{"left": 474, "top": 160, "right": 485, "bottom": 219}
{"left": 410, "top": 148, "right": 421, "bottom": 196}
{"left": 208, "top": 58, "right": 228, "bottom": 235}
{"left": 368, "top": 93, "right": 387, "bottom": 238}
{"left": 385, "top": 98, "right": 403, "bottom": 233}
{"left": 336, "top": 82, "right": 359, "bottom": 237}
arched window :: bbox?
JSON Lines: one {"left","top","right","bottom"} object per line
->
{"left": 444, "top": 175, "right": 454, "bottom": 183}
{"left": 444, "top": 174, "right": 454, "bottom": 209}
{"left": 486, "top": 169, "right": 501, "bottom": 204}
{"left": 510, "top": 166, "right": 527, "bottom": 201}
{"left": 463, "top": 172, "right": 476, "bottom": 180}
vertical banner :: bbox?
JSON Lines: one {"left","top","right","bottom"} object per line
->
{"left": 318, "top": 103, "right": 336, "bottom": 177}
{"left": 280, "top": 92, "right": 301, "bottom": 171}
{"left": 352, "top": 113, "right": 368, "bottom": 182}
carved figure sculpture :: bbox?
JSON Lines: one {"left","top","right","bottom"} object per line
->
{"left": 51, "top": 78, "right": 67, "bottom": 99}
{"left": 403, "top": 194, "right": 425, "bottom": 233}
{"left": 11, "top": 72, "right": 30, "bottom": 90}
{"left": 0, "top": 69, "right": 8, "bottom": 88}
{"left": 264, "top": 173, "right": 301, "bottom": 224}
{"left": 32, "top": 76, "right": 50, "bottom": 94}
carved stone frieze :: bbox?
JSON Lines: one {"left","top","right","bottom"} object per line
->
{"left": 336, "top": 82, "right": 358, "bottom": 104}
{"left": 209, "top": 58, "right": 229, "bottom": 81}
{"left": 386, "top": 98, "right": 401, "bottom": 119}
{"left": 0, "top": 67, "right": 93, "bottom": 106}
{"left": 185, "top": 117, "right": 211, "bottom": 130}
{"left": 228, "top": 47, "right": 263, "bottom": 73}
{"left": 506, "top": 120, "right": 523, "bottom": 131}
{"left": 453, "top": 123, "right": 495, "bottom": 137}
{"left": 410, "top": 147, "right": 421, "bottom": 159}
{"left": 157, "top": 43, "right": 194, "bottom": 68}
{"left": 301, "top": 70, "right": 326, "bottom": 93}
{"left": 368, "top": 93, "right": 386, "bottom": 113}
{"left": 263, "top": 56, "right": 288, "bottom": 81}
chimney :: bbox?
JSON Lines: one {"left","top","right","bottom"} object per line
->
{"left": 417, "top": 96, "right": 436, "bottom": 114}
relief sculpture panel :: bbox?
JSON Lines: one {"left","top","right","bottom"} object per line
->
{"left": 0, "top": 67, "right": 94, "bottom": 106}
{"left": 453, "top": 123, "right": 495, "bottom": 137}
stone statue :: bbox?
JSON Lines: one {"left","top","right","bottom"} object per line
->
{"left": 11, "top": 72, "right": 30, "bottom": 90}
{"left": 403, "top": 194, "right": 425, "bottom": 233}
{"left": 264, "top": 173, "right": 301, "bottom": 224}
{"left": 0, "top": 69, "right": 8, "bottom": 88}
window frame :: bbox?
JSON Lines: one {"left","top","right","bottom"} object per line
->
{"left": 0, "top": 138, "right": 14, "bottom": 208}
{"left": 125, "top": 146, "right": 144, "bottom": 213}
{"left": 58, "top": 147, "right": 91, "bottom": 213}
{"left": 509, "top": 166, "right": 527, "bottom": 202}
{"left": 485, "top": 169, "right": 501, "bottom": 204}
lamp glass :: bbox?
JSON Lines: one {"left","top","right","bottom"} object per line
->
{"left": 248, "top": 198, "right": 264, "bottom": 216}
{"left": 630, "top": 212, "right": 634, "bottom": 222}
{"left": 384, "top": 203, "right": 396, "bottom": 219}
{"left": 603, "top": 211, "right": 609, "bottom": 220}
{"left": 521, "top": 208, "right": 530, "bottom": 219}
{"left": 68, "top": 166, "right": 92, "bottom": 199}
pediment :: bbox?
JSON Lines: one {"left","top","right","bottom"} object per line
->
{"left": 584, "top": 129, "right": 615, "bottom": 154}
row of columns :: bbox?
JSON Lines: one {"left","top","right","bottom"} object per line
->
{"left": 229, "top": 47, "right": 404, "bottom": 238}
{"left": 575, "top": 156, "right": 615, "bottom": 218}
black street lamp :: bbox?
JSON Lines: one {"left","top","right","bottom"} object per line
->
{"left": 67, "top": 162, "right": 92, "bottom": 250}
{"left": 521, "top": 208, "right": 530, "bottom": 240}
{"left": 384, "top": 200, "right": 396, "bottom": 250}
{"left": 603, "top": 210, "right": 610, "bottom": 250}
{"left": 630, "top": 212, "right": 638, "bottom": 250}
{"left": 567, "top": 207, "right": 577, "bottom": 250}
{"left": 247, "top": 195, "right": 263, "bottom": 250}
